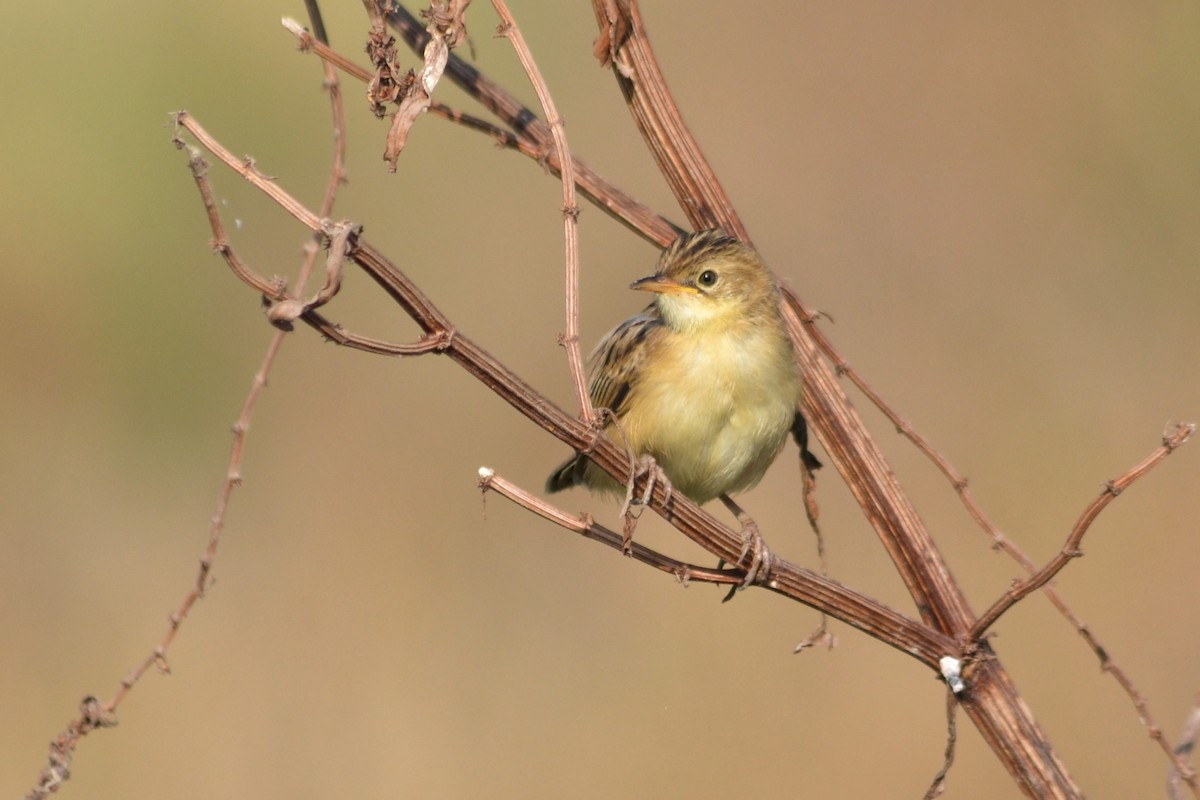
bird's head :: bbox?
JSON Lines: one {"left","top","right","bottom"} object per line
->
{"left": 631, "top": 230, "right": 779, "bottom": 332}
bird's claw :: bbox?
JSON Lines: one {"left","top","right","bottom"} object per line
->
{"left": 619, "top": 454, "right": 671, "bottom": 553}
{"left": 719, "top": 494, "right": 771, "bottom": 590}
{"left": 737, "top": 516, "right": 773, "bottom": 588}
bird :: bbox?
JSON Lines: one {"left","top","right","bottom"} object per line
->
{"left": 546, "top": 229, "right": 807, "bottom": 582}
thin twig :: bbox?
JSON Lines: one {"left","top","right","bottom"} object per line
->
{"left": 178, "top": 115, "right": 323, "bottom": 230}
{"left": 290, "top": 5, "right": 681, "bottom": 244}
{"left": 478, "top": 468, "right": 739, "bottom": 585}
{"left": 286, "top": 17, "right": 373, "bottom": 81}
{"left": 489, "top": 0, "right": 590, "bottom": 421}
{"left": 923, "top": 690, "right": 959, "bottom": 799}
{"left": 972, "top": 423, "right": 1195, "bottom": 639}
{"left": 183, "top": 144, "right": 453, "bottom": 357}
{"left": 24, "top": 18, "right": 349, "bottom": 796}
{"left": 384, "top": 3, "right": 681, "bottom": 247}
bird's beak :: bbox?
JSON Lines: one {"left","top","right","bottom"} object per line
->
{"left": 630, "top": 274, "right": 698, "bottom": 295}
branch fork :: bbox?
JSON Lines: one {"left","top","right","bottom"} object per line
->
{"left": 31, "top": 4, "right": 1197, "bottom": 799}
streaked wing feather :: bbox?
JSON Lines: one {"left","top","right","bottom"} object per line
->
{"left": 588, "top": 308, "right": 663, "bottom": 417}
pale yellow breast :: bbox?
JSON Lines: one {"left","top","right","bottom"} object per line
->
{"left": 619, "top": 321, "right": 800, "bottom": 504}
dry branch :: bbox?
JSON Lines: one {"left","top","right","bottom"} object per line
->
{"left": 24, "top": 7, "right": 349, "bottom": 796}
{"left": 800, "top": 296, "right": 1196, "bottom": 790}
{"left": 478, "top": 467, "right": 742, "bottom": 586}
{"left": 31, "top": 3, "right": 1194, "bottom": 799}
{"left": 489, "top": 0, "right": 591, "bottom": 421}
{"left": 586, "top": 2, "right": 1081, "bottom": 793}
{"left": 972, "top": 422, "right": 1195, "bottom": 638}
{"left": 294, "top": 32, "right": 1194, "bottom": 774}
{"left": 182, "top": 1, "right": 1200, "bottom": 795}
{"left": 172, "top": 108, "right": 956, "bottom": 670}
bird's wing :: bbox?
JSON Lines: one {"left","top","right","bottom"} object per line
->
{"left": 587, "top": 308, "right": 664, "bottom": 417}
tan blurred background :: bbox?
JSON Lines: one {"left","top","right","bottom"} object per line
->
{"left": 3, "top": 2, "right": 1199, "bottom": 798}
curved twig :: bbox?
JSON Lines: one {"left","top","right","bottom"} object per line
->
{"left": 971, "top": 423, "right": 1195, "bottom": 639}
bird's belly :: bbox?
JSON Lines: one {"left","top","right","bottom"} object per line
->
{"left": 621, "top": 344, "right": 797, "bottom": 504}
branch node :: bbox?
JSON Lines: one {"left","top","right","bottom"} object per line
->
{"left": 264, "top": 299, "right": 304, "bottom": 330}
{"left": 432, "top": 328, "right": 456, "bottom": 352}
{"left": 80, "top": 696, "right": 118, "bottom": 730}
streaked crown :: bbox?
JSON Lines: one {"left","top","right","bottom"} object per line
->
{"left": 649, "top": 230, "right": 780, "bottom": 328}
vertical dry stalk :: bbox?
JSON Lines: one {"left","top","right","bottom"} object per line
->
{"left": 29, "top": 3, "right": 1195, "bottom": 799}
{"left": 489, "top": 0, "right": 592, "bottom": 421}
{"left": 582, "top": 5, "right": 1195, "bottom": 796}
{"left": 589, "top": 0, "right": 1075, "bottom": 796}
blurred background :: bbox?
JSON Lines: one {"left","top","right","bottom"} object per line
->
{"left": 3, "top": 2, "right": 1199, "bottom": 798}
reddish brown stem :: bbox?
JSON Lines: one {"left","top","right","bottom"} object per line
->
{"left": 971, "top": 423, "right": 1195, "bottom": 638}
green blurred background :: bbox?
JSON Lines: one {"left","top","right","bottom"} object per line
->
{"left": 3, "top": 2, "right": 1199, "bottom": 798}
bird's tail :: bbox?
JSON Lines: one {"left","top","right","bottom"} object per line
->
{"left": 545, "top": 454, "right": 586, "bottom": 494}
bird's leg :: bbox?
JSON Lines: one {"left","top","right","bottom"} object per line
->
{"left": 618, "top": 454, "right": 671, "bottom": 553}
{"left": 720, "top": 494, "right": 772, "bottom": 588}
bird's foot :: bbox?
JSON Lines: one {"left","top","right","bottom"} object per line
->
{"left": 721, "top": 494, "right": 772, "bottom": 589}
{"left": 619, "top": 454, "right": 671, "bottom": 553}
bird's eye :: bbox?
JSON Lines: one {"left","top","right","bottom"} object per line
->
{"left": 697, "top": 269, "right": 718, "bottom": 287}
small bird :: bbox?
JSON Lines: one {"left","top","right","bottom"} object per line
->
{"left": 546, "top": 229, "right": 805, "bottom": 579}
